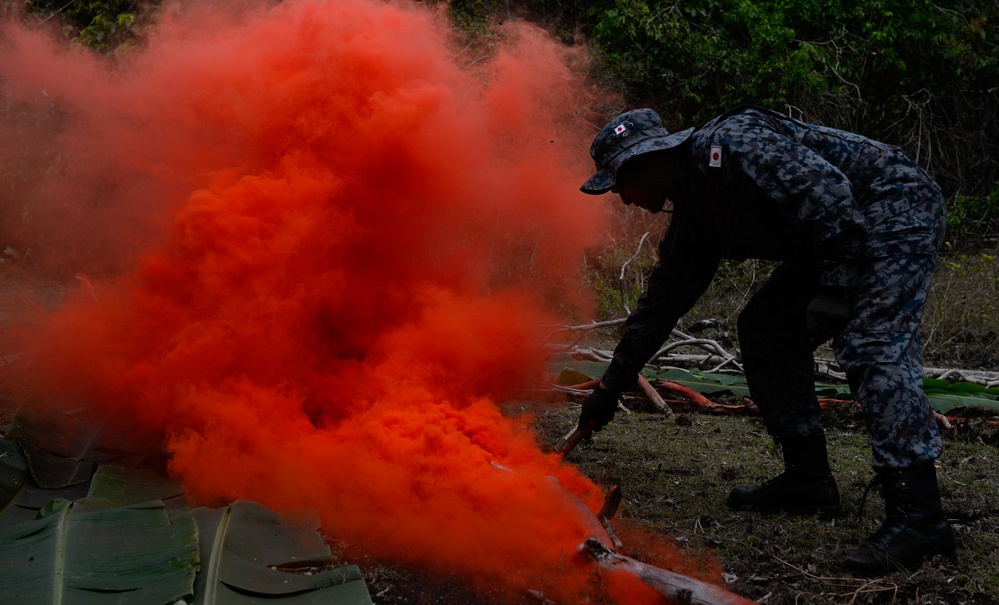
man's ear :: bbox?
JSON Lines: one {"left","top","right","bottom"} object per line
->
{"left": 630, "top": 153, "right": 658, "bottom": 174}
{"left": 644, "top": 148, "right": 690, "bottom": 183}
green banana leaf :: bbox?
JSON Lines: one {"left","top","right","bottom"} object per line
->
{"left": 0, "top": 436, "right": 91, "bottom": 528}
{"left": 7, "top": 401, "right": 103, "bottom": 489}
{"left": 922, "top": 378, "right": 999, "bottom": 413}
{"left": 0, "top": 498, "right": 200, "bottom": 605}
{"left": 550, "top": 360, "right": 754, "bottom": 397}
{"left": 0, "top": 438, "right": 28, "bottom": 508}
{"left": 1, "top": 403, "right": 374, "bottom": 605}
{"left": 7, "top": 399, "right": 148, "bottom": 490}
{"left": 814, "top": 384, "right": 853, "bottom": 399}
{"left": 177, "top": 500, "right": 372, "bottom": 605}
{"left": 88, "top": 464, "right": 190, "bottom": 514}
{"left": 551, "top": 361, "right": 999, "bottom": 414}
{"left": 648, "top": 368, "right": 753, "bottom": 397}
{"left": 550, "top": 360, "right": 613, "bottom": 384}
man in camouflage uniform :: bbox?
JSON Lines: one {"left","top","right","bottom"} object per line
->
{"left": 577, "top": 105, "right": 956, "bottom": 573}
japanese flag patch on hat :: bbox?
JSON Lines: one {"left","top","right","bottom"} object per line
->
{"left": 580, "top": 108, "right": 695, "bottom": 194}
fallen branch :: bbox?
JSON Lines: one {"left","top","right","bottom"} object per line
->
{"left": 514, "top": 470, "right": 758, "bottom": 603}
{"left": 581, "top": 538, "right": 759, "bottom": 605}
{"left": 546, "top": 320, "right": 999, "bottom": 388}
{"left": 541, "top": 319, "right": 625, "bottom": 351}
{"left": 654, "top": 380, "right": 748, "bottom": 412}
{"left": 924, "top": 367, "right": 999, "bottom": 388}
{"left": 649, "top": 337, "right": 740, "bottom": 369}
{"left": 597, "top": 485, "right": 624, "bottom": 549}
{"left": 561, "top": 378, "right": 600, "bottom": 390}
{"left": 544, "top": 321, "right": 999, "bottom": 429}
{"left": 548, "top": 481, "right": 758, "bottom": 604}
{"left": 553, "top": 377, "right": 644, "bottom": 456}
{"left": 637, "top": 375, "right": 673, "bottom": 416}
{"left": 939, "top": 415, "right": 999, "bottom": 427}
{"left": 553, "top": 377, "right": 984, "bottom": 431}
{"left": 554, "top": 420, "right": 596, "bottom": 456}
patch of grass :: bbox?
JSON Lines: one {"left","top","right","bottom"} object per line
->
{"left": 586, "top": 228, "right": 999, "bottom": 374}
{"left": 924, "top": 248, "right": 999, "bottom": 369}
{"left": 527, "top": 399, "right": 999, "bottom": 604}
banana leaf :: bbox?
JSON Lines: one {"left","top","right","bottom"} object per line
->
{"left": 549, "top": 360, "right": 614, "bottom": 383}
{"left": 549, "top": 359, "right": 999, "bottom": 415}
{"left": 814, "top": 384, "right": 853, "bottom": 399}
{"left": 0, "top": 498, "right": 199, "bottom": 605}
{"left": 0, "top": 438, "right": 28, "bottom": 509}
{"left": 7, "top": 401, "right": 103, "bottom": 488}
{"left": 176, "top": 500, "right": 372, "bottom": 605}
{"left": 1, "top": 405, "right": 373, "bottom": 605}
{"left": 550, "top": 361, "right": 755, "bottom": 396}
{"left": 648, "top": 368, "right": 752, "bottom": 397}
{"left": 553, "top": 367, "right": 597, "bottom": 386}
{"left": 6, "top": 400, "right": 149, "bottom": 490}
{"left": 924, "top": 378, "right": 999, "bottom": 396}
{"left": 88, "top": 464, "right": 190, "bottom": 514}
{"left": 923, "top": 378, "right": 999, "bottom": 413}
{"left": 0, "top": 436, "right": 91, "bottom": 528}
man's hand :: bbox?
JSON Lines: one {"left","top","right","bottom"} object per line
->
{"left": 806, "top": 287, "right": 850, "bottom": 345}
{"left": 578, "top": 385, "right": 620, "bottom": 431}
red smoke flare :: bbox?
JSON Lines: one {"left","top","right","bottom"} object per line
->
{"left": 2, "top": 0, "right": 719, "bottom": 601}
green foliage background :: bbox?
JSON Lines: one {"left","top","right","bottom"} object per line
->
{"left": 26, "top": 0, "right": 137, "bottom": 51}
{"left": 25, "top": 0, "right": 999, "bottom": 247}
{"left": 452, "top": 0, "right": 999, "bottom": 369}
{"left": 17, "top": 0, "right": 999, "bottom": 368}
{"left": 453, "top": 0, "right": 999, "bottom": 250}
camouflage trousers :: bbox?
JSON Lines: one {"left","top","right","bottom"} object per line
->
{"left": 738, "top": 205, "right": 945, "bottom": 470}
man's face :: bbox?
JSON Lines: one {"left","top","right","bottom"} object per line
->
{"left": 611, "top": 154, "right": 672, "bottom": 213}
{"left": 612, "top": 180, "right": 668, "bottom": 213}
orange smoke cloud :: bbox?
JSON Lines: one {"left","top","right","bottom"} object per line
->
{"left": 1, "top": 0, "right": 705, "bottom": 602}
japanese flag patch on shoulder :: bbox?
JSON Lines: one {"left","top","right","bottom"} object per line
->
{"left": 709, "top": 145, "right": 723, "bottom": 168}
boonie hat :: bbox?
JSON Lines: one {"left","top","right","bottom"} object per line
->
{"left": 580, "top": 109, "right": 694, "bottom": 195}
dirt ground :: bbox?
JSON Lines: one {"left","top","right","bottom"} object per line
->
{"left": 2, "top": 266, "right": 998, "bottom": 605}
{"left": 529, "top": 399, "right": 999, "bottom": 605}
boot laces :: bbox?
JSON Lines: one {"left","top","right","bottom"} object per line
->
{"left": 855, "top": 475, "right": 880, "bottom": 522}
{"left": 855, "top": 473, "right": 911, "bottom": 543}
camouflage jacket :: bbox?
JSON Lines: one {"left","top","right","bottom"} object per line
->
{"left": 601, "top": 105, "right": 945, "bottom": 393}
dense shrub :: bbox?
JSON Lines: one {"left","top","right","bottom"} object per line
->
{"left": 445, "top": 0, "right": 999, "bottom": 369}
{"left": 26, "top": 0, "right": 137, "bottom": 51}
{"left": 15, "top": 0, "right": 999, "bottom": 368}
{"left": 26, "top": 0, "right": 999, "bottom": 246}
{"left": 512, "top": 0, "right": 999, "bottom": 250}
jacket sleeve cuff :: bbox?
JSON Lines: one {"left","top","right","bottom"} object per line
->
{"left": 599, "top": 365, "right": 638, "bottom": 395}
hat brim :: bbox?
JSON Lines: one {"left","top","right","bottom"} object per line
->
{"left": 579, "top": 127, "right": 694, "bottom": 195}
{"left": 580, "top": 169, "right": 615, "bottom": 195}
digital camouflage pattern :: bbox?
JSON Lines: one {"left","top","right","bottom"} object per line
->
{"left": 592, "top": 105, "right": 946, "bottom": 469}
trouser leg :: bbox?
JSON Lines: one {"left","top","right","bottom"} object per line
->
{"left": 737, "top": 258, "right": 823, "bottom": 438}
{"left": 834, "top": 251, "right": 954, "bottom": 571}
{"left": 730, "top": 259, "right": 839, "bottom": 515}
{"left": 834, "top": 252, "right": 942, "bottom": 470}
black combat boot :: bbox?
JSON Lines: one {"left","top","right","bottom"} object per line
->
{"left": 726, "top": 432, "right": 841, "bottom": 517}
{"left": 838, "top": 464, "right": 957, "bottom": 574}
